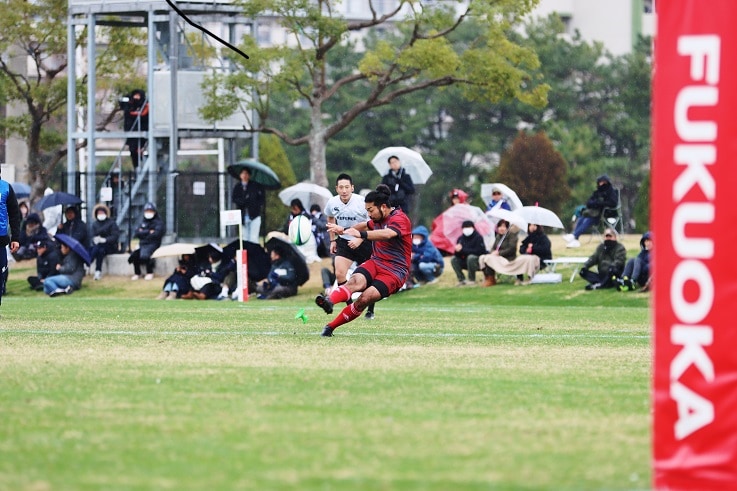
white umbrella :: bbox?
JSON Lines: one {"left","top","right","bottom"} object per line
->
{"left": 517, "top": 206, "right": 565, "bottom": 229}
{"left": 371, "top": 146, "right": 433, "bottom": 184}
{"left": 486, "top": 204, "right": 528, "bottom": 231}
{"left": 278, "top": 182, "right": 333, "bottom": 210}
{"left": 480, "top": 183, "right": 523, "bottom": 210}
{"left": 151, "top": 242, "right": 200, "bottom": 259}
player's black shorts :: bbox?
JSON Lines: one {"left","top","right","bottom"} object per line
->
{"left": 335, "top": 237, "right": 372, "bottom": 264}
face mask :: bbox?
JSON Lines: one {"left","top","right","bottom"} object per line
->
{"left": 144, "top": 212, "right": 155, "bottom": 220}
{"left": 604, "top": 239, "right": 616, "bottom": 247}
{"left": 412, "top": 238, "right": 422, "bottom": 246}
{"left": 462, "top": 227, "right": 474, "bottom": 237}
{"left": 96, "top": 214, "right": 107, "bottom": 221}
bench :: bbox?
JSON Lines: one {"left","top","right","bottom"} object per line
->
{"left": 544, "top": 257, "right": 588, "bottom": 283}
{"left": 93, "top": 253, "right": 178, "bottom": 277}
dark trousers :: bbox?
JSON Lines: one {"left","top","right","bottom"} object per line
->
{"left": 128, "top": 249, "right": 155, "bottom": 275}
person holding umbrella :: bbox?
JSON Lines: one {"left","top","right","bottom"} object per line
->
{"left": 43, "top": 236, "right": 87, "bottom": 297}
{"left": 128, "top": 202, "right": 165, "bottom": 281}
{"left": 0, "top": 168, "right": 22, "bottom": 305}
{"left": 232, "top": 167, "right": 266, "bottom": 244}
{"left": 380, "top": 155, "right": 415, "bottom": 212}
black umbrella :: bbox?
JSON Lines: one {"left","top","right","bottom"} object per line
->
{"left": 226, "top": 160, "right": 281, "bottom": 190}
{"left": 223, "top": 240, "right": 271, "bottom": 281}
{"left": 55, "top": 233, "right": 92, "bottom": 265}
{"left": 34, "top": 191, "right": 83, "bottom": 211}
{"left": 265, "top": 235, "right": 309, "bottom": 286}
{"left": 194, "top": 242, "right": 225, "bottom": 268}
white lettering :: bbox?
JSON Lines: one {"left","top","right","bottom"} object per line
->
{"left": 674, "top": 86, "right": 718, "bottom": 141}
{"left": 673, "top": 144, "right": 716, "bottom": 200}
{"left": 669, "top": 34, "right": 720, "bottom": 440}
{"left": 671, "top": 380, "right": 715, "bottom": 439}
{"left": 678, "top": 35, "right": 721, "bottom": 84}
{"left": 670, "top": 325, "right": 714, "bottom": 381}
{"left": 672, "top": 204, "right": 715, "bottom": 258}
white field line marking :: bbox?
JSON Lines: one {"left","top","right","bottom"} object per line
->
{"left": 0, "top": 329, "right": 650, "bottom": 339}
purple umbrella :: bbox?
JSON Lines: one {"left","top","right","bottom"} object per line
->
{"left": 55, "top": 233, "right": 92, "bottom": 265}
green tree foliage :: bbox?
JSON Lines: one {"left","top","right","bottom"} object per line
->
{"left": 0, "top": 0, "right": 147, "bottom": 199}
{"left": 201, "top": 0, "right": 549, "bottom": 187}
{"left": 494, "top": 131, "right": 570, "bottom": 215}
{"left": 245, "top": 134, "right": 296, "bottom": 234}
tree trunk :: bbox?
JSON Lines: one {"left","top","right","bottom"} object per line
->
{"left": 308, "top": 101, "right": 328, "bottom": 188}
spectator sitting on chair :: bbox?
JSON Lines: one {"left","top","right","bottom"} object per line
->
{"left": 563, "top": 175, "right": 618, "bottom": 248}
{"left": 57, "top": 205, "right": 89, "bottom": 248}
{"left": 410, "top": 225, "right": 444, "bottom": 285}
{"left": 89, "top": 203, "right": 120, "bottom": 281}
{"left": 27, "top": 239, "right": 60, "bottom": 291}
{"left": 450, "top": 220, "right": 487, "bottom": 286}
{"left": 616, "top": 231, "right": 652, "bottom": 292}
{"left": 579, "top": 228, "right": 627, "bottom": 290}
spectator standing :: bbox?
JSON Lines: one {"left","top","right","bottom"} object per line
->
{"left": 380, "top": 155, "right": 415, "bottom": 212}
{"left": 89, "top": 203, "right": 120, "bottom": 280}
{"left": 27, "top": 239, "right": 61, "bottom": 291}
{"left": 128, "top": 202, "right": 165, "bottom": 280}
{"left": 580, "top": 227, "right": 627, "bottom": 290}
{"left": 0, "top": 170, "right": 22, "bottom": 305}
{"left": 450, "top": 220, "right": 487, "bottom": 286}
{"left": 232, "top": 167, "right": 266, "bottom": 244}
{"left": 120, "top": 89, "right": 149, "bottom": 169}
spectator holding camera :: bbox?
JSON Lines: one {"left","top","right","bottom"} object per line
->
{"left": 579, "top": 227, "right": 627, "bottom": 290}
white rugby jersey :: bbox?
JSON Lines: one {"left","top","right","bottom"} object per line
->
{"left": 324, "top": 193, "right": 368, "bottom": 240}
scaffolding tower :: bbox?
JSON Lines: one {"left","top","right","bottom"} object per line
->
{"left": 66, "top": 0, "right": 257, "bottom": 243}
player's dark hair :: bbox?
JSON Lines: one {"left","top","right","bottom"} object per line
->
{"left": 366, "top": 184, "right": 391, "bottom": 207}
{"left": 335, "top": 173, "right": 353, "bottom": 185}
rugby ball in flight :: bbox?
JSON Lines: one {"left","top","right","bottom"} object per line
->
{"left": 288, "top": 215, "right": 313, "bottom": 246}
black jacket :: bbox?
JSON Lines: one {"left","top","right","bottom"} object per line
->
{"left": 585, "top": 175, "right": 618, "bottom": 217}
{"left": 519, "top": 229, "right": 552, "bottom": 268}
{"left": 232, "top": 180, "right": 266, "bottom": 220}
{"left": 455, "top": 231, "right": 487, "bottom": 260}
{"left": 381, "top": 168, "right": 415, "bottom": 211}
{"left": 36, "top": 247, "right": 61, "bottom": 280}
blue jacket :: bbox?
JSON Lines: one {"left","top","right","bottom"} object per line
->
{"left": 0, "top": 180, "right": 22, "bottom": 246}
{"left": 411, "top": 225, "right": 444, "bottom": 269}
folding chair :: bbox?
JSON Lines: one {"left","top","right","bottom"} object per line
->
{"left": 599, "top": 188, "right": 623, "bottom": 234}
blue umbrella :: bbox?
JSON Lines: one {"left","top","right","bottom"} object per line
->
{"left": 227, "top": 160, "right": 281, "bottom": 190}
{"left": 55, "top": 233, "right": 92, "bottom": 265}
{"left": 34, "top": 191, "right": 83, "bottom": 211}
{"left": 10, "top": 182, "right": 31, "bottom": 198}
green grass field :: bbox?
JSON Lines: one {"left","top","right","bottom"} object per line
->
{"left": 1, "top": 238, "right": 651, "bottom": 491}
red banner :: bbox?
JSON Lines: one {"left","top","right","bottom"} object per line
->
{"left": 653, "top": 1, "right": 737, "bottom": 488}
